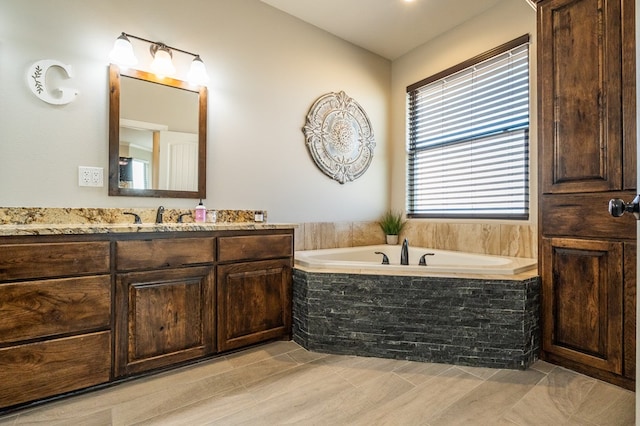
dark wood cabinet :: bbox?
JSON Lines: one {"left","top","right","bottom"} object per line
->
{"left": 217, "top": 259, "right": 292, "bottom": 352}
{"left": 537, "top": 0, "right": 636, "bottom": 389}
{"left": 541, "top": 238, "right": 624, "bottom": 374}
{"left": 114, "top": 237, "right": 216, "bottom": 376}
{"left": 0, "top": 242, "right": 112, "bottom": 408}
{"left": 0, "top": 332, "right": 111, "bottom": 409}
{"left": 538, "top": 0, "right": 627, "bottom": 194}
{"left": 0, "top": 228, "right": 294, "bottom": 410}
{"left": 216, "top": 234, "right": 293, "bottom": 352}
{"left": 115, "top": 237, "right": 215, "bottom": 271}
{"left": 115, "top": 266, "right": 215, "bottom": 376}
{"left": 0, "top": 276, "right": 111, "bottom": 345}
{"left": 0, "top": 241, "right": 111, "bottom": 281}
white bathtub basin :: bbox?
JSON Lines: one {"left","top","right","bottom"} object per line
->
{"left": 295, "top": 245, "right": 537, "bottom": 276}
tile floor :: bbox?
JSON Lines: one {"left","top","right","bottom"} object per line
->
{"left": 0, "top": 341, "right": 634, "bottom": 425}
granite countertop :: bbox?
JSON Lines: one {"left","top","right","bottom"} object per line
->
{"left": 0, "top": 207, "right": 296, "bottom": 236}
{"left": 0, "top": 222, "right": 297, "bottom": 236}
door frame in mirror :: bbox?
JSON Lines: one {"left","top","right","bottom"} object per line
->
{"left": 108, "top": 64, "right": 207, "bottom": 198}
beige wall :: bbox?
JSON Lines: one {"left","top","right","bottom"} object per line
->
{"left": 388, "top": 0, "right": 538, "bottom": 258}
{"left": 1, "top": 0, "right": 537, "bottom": 257}
{"left": 296, "top": 0, "right": 538, "bottom": 259}
{"left": 0, "top": 0, "right": 390, "bottom": 223}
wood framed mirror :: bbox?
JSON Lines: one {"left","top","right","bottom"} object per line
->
{"left": 108, "top": 64, "right": 207, "bottom": 198}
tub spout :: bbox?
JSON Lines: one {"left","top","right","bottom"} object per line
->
{"left": 401, "top": 238, "right": 409, "bottom": 265}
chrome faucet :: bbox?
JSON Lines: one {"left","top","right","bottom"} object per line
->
{"left": 155, "top": 206, "right": 165, "bottom": 224}
{"left": 400, "top": 238, "right": 409, "bottom": 265}
{"left": 374, "top": 251, "right": 390, "bottom": 264}
{"left": 123, "top": 212, "right": 141, "bottom": 224}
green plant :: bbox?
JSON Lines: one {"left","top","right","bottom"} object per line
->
{"left": 377, "top": 210, "right": 406, "bottom": 235}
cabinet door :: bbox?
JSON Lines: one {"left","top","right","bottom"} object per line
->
{"left": 538, "top": 0, "right": 636, "bottom": 389}
{"left": 541, "top": 238, "right": 623, "bottom": 374}
{"left": 217, "top": 259, "right": 292, "bottom": 352}
{"left": 538, "top": 0, "right": 627, "bottom": 193}
{"left": 115, "top": 266, "right": 215, "bottom": 376}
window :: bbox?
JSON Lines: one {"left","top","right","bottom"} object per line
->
{"left": 407, "top": 35, "right": 530, "bottom": 219}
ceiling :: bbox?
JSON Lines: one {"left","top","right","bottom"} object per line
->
{"left": 260, "top": 0, "right": 524, "bottom": 60}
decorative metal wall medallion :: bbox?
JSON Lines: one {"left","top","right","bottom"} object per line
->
{"left": 302, "top": 91, "right": 375, "bottom": 184}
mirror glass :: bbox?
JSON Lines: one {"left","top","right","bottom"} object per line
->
{"left": 109, "top": 64, "right": 207, "bottom": 198}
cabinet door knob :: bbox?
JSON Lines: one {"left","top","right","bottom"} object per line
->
{"left": 608, "top": 195, "right": 640, "bottom": 219}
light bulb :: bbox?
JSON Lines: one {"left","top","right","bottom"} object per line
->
{"left": 187, "top": 56, "right": 210, "bottom": 86}
{"left": 150, "top": 46, "right": 175, "bottom": 78}
{"left": 109, "top": 33, "right": 137, "bottom": 68}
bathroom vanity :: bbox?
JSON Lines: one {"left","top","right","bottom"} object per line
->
{"left": 0, "top": 223, "right": 294, "bottom": 410}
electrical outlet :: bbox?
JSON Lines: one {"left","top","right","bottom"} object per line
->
{"left": 79, "top": 166, "right": 104, "bottom": 187}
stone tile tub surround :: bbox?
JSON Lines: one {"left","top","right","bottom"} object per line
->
{"left": 293, "top": 269, "right": 540, "bottom": 370}
{"left": 295, "top": 219, "right": 537, "bottom": 259}
{"left": 0, "top": 207, "right": 267, "bottom": 226}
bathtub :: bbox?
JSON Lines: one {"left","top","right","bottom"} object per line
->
{"left": 292, "top": 245, "right": 540, "bottom": 369}
{"left": 294, "top": 244, "right": 537, "bottom": 276}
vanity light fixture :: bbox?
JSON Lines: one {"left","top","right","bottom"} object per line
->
{"left": 108, "top": 33, "right": 138, "bottom": 67}
{"left": 108, "top": 32, "right": 209, "bottom": 85}
{"left": 187, "top": 56, "right": 209, "bottom": 87}
{"left": 149, "top": 43, "right": 176, "bottom": 78}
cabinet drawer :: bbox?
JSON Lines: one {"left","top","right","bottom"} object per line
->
{"left": 0, "top": 331, "right": 111, "bottom": 409}
{"left": 116, "top": 237, "right": 214, "bottom": 271}
{"left": 0, "top": 242, "right": 110, "bottom": 281}
{"left": 0, "top": 275, "right": 111, "bottom": 345}
{"left": 218, "top": 234, "right": 292, "bottom": 262}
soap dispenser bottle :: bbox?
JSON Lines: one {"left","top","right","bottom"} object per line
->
{"left": 195, "top": 200, "right": 206, "bottom": 223}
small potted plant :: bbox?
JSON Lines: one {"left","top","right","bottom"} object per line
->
{"left": 378, "top": 210, "right": 406, "bottom": 244}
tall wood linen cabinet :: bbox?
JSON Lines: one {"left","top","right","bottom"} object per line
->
{"left": 537, "top": 0, "right": 636, "bottom": 389}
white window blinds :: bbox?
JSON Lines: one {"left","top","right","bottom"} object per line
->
{"left": 407, "top": 36, "right": 530, "bottom": 219}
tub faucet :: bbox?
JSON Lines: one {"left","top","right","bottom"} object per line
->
{"left": 374, "top": 251, "right": 390, "bottom": 265}
{"left": 155, "top": 205, "right": 165, "bottom": 224}
{"left": 401, "top": 238, "right": 409, "bottom": 265}
{"left": 419, "top": 253, "right": 435, "bottom": 266}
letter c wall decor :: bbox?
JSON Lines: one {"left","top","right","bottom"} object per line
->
{"left": 26, "top": 59, "right": 79, "bottom": 105}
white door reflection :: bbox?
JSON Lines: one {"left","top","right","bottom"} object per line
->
{"left": 118, "top": 119, "right": 198, "bottom": 191}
